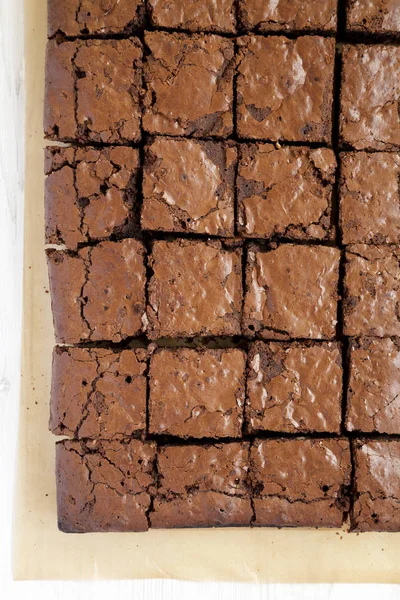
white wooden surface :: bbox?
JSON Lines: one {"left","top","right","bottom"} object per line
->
{"left": 0, "top": 0, "right": 399, "bottom": 597}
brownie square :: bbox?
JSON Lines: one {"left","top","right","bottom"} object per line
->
{"left": 141, "top": 137, "right": 236, "bottom": 236}
{"left": 339, "top": 151, "right": 400, "bottom": 245}
{"left": 344, "top": 245, "right": 400, "bottom": 336}
{"left": 352, "top": 440, "right": 400, "bottom": 532}
{"left": 346, "top": 338, "right": 400, "bottom": 434}
{"left": 238, "top": 145, "right": 336, "bottom": 241}
{"left": 238, "top": 0, "right": 337, "bottom": 32}
{"left": 143, "top": 32, "right": 234, "bottom": 137}
{"left": 151, "top": 444, "right": 252, "bottom": 528}
{"left": 251, "top": 438, "right": 351, "bottom": 527}
{"left": 45, "top": 146, "right": 140, "bottom": 249}
{"left": 346, "top": 0, "right": 400, "bottom": 35}
{"left": 147, "top": 240, "right": 242, "bottom": 339}
{"left": 48, "top": 0, "right": 145, "bottom": 37}
{"left": 246, "top": 341, "right": 342, "bottom": 434}
{"left": 340, "top": 45, "right": 400, "bottom": 151}
{"left": 148, "top": 0, "right": 236, "bottom": 33}
{"left": 56, "top": 439, "right": 156, "bottom": 533}
{"left": 50, "top": 347, "right": 147, "bottom": 439}
{"left": 149, "top": 348, "right": 246, "bottom": 438}
{"left": 47, "top": 239, "right": 146, "bottom": 344}
{"left": 44, "top": 38, "right": 142, "bottom": 143}
{"left": 236, "top": 36, "right": 335, "bottom": 143}
{"left": 243, "top": 245, "right": 340, "bottom": 339}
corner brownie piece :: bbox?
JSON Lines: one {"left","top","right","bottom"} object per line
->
{"left": 56, "top": 439, "right": 156, "bottom": 533}
{"left": 151, "top": 444, "right": 252, "bottom": 528}
{"left": 236, "top": 36, "right": 335, "bottom": 143}
{"left": 238, "top": 0, "right": 337, "bottom": 32}
{"left": 246, "top": 342, "right": 342, "bottom": 434}
{"left": 340, "top": 45, "right": 400, "bottom": 150}
{"left": 238, "top": 145, "right": 336, "bottom": 241}
{"left": 141, "top": 137, "right": 236, "bottom": 236}
{"left": 344, "top": 245, "right": 400, "bottom": 336}
{"left": 45, "top": 146, "right": 140, "bottom": 249}
{"left": 48, "top": 0, "right": 145, "bottom": 37}
{"left": 251, "top": 438, "right": 351, "bottom": 527}
{"left": 45, "top": 38, "right": 142, "bottom": 143}
{"left": 50, "top": 347, "right": 147, "bottom": 439}
{"left": 143, "top": 32, "right": 234, "bottom": 137}
{"left": 340, "top": 152, "right": 400, "bottom": 245}
{"left": 346, "top": 338, "right": 400, "bottom": 434}
{"left": 243, "top": 245, "right": 340, "bottom": 339}
{"left": 47, "top": 239, "right": 146, "bottom": 344}
{"left": 149, "top": 348, "right": 246, "bottom": 438}
{"left": 346, "top": 0, "right": 400, "bottom": 36}
{"left": 147, "top": 240, "right": 242, "bottom": 339}
{"left": 148, "top": 0, "right": 236, "bottom": 33}
{"left": 352, "top": 440, "right": 400, "bottom": 532}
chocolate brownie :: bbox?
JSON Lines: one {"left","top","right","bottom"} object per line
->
{"left": 47, "top": 0, "right": 145, "bottom": 37}
{"left": 251, "top": 438, "right": 351, "bottom": 527}
{"left": 151, "top": 443, "right": 252, "bottom": 528}
{"left": 352, "top": 440, "right": 400, "bottom": 532}
{"left": 148, "top": 0, "right": 236, "bottom": 33}
{"left": 45, "top": 146, "right": 140, "bottom": 249}
{"left": 238, "top": 0, "right": 337, "bottom": 32}
{"left": 56, "top": 439, "right": 156, "bottom": 533}
{"left": 47, "top": 239, "right": 146, "bottom": 344}
{"left": 237, "top": 145, "right": 336, "bottom": 241}
{"left": 346, "top": 0, "right": 400, "bottom": 35}
{"left": 45, "top": 38, "right": 142, "bottom": 143}
{"left": 141, "top": 137, "right": 236, "bottom": 236}
{"left": 143, "top": 32, "right": 234, "bottom": 137}
{"left": 343, "top": 245, "right": 400, "bottom": 337}
{"left": 147, "top": 239, "right": 242, "bottom": 339}
{"left": 346, "top": 338, "right": 400, "bottom": 434}
{"left": 340, "top": 152, "right": 400, "bottom": 245}
{"left": 236, "top": 36, "right": 335, "bottom": 143}
{"left": 243, "top": 245, "right": 340, "bottom": 339}
{"left": 246, "top": 342, "right": 342, "bottom": 434}
{"left": 340, "top": 45, "right": 400, "bottom": 151}
{"left": 149, "top": 348, "right": 246, "bottom": 438}
{"left": 50, "top": 347, "right": 147, "bottom": 439}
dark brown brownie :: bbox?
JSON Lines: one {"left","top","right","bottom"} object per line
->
{"left": 346, "top": 0, "right": 400, "bottom": 35}
{"left": 340, "top": 45, "right": 400, "bottom": 151}
{"left": 50, "top": 347, "right": 147, "bottom": 439}
{"left": 47, "top": 239, "right": 146, "bottom": 344}
{"left": 344, "top": 245, "right": 400, "bottom": 337}
{"left": 238, "top": 0, "right": 337, "bottom": 32}
{"left": 243, "top": 245, "right": 340, "bottom": 339}
{"left": 151, "top": 443, "right": 252, "bottom": 528}
{"left": 237, "top": 145, "right": 336, "bottom": 241}
{"left": 236, "top": 36, "right": 335, "bottom": 143}
{"left": 141, "top": 137, "right": 236, "bottom": 236}
{"left": 149, "top": 348, "right": 246, "bottom": 438}
{"left": 45, "top": 146, "right": 140, "bottom": 249}
{"left": 251, "top": 438, "right": 351, "bottom": 527}
{"left": 148, "top": 0, "right": 236, "bottom": 33}
{"left": 246, "top": 342, "right": 342, "bottom": 434}
{"left": 44, "top": 38, "right": 142, "bottom": 143}
{"left": 352, "top": 440, "right": 400, "bottom": 532}
{"left": 56, "top": 439, "right": 156, "bottom": 533}
{"left": 147, "top": 239, "right": 242, "bottom": 339}
{"left": 346, "top": 338, "right": 400, "bottom": 434}
{"left": 143, "top": 32, "right": 234, "bottom": 137}
{"left": 340, "top": 152, "right": 400, "bottom": 245}
{"left": 48, "top": 0, "right": 145, "bottom": 37}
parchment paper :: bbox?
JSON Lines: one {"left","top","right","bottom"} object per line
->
{"left": 13, "top": 0, "right": 400, "bottom": 582}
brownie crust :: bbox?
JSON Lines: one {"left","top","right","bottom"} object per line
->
{"left": 346, "top": 0, "right": 400, "bottom": 35}
{"left": 149, "top": 348, "right": 246, "bottom": 438}
{"left": 141, "top": 137, "right": 236, "bottom": 236}
{"left": 148, "top": 0, "right": 236, "bottom": 33}
{"left": 238, "top": 0, "right": 337, "bottom": 32}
